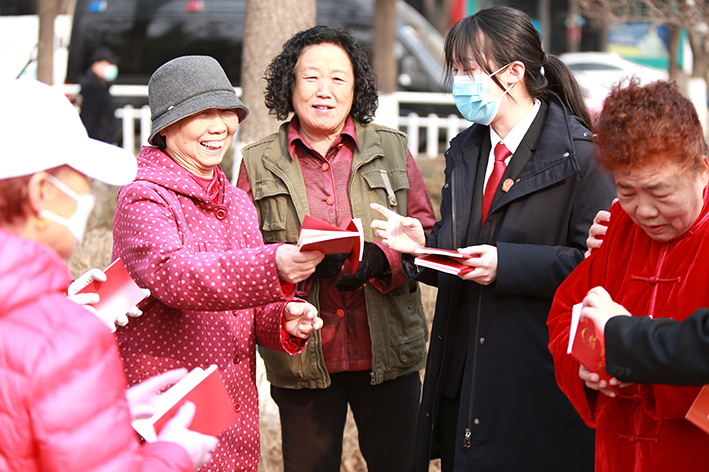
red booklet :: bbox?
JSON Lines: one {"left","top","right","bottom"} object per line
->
{"left": 298, "top": 215, "right": 364, "bottom": 274}
{"left": 567, "top": 303, "right": 619, "bottom": 393}
{"left": 414, "top": 248, "right": 476, "bottom": 275}
{"left": 132, "top": 365, "right": 238, "bottom": 442}
{"left": 76, "top": 258, "right": 148, "bottom": 326}
{"left": 686, "top": 385, "right": 709, "bottom": 435}
{"left": 414, "top": 254, "right": 475, "bottom": 275}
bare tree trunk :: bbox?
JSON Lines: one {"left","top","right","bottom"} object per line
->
{"left": 37, "top": 0, "right": 57, "bottom": 84}
{"left": 238, "top": 0, "right": 316, "bottom": 148}
{"left": 667, "top": 24, "right": 681, "bottom": 81}
{"left": 423, "top": 0, "right": 455, "bottom": 35}
{"left": 374, "top": 0, "right": 397, "bottom": 94}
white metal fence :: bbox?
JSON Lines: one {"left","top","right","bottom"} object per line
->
{"left": 64, "top": 85, "right": 469, "bottom": 159}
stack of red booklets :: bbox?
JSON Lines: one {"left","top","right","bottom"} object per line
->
{"left": 413, "top": 248, "right": 476, "bottom": 275}
{"left": 297, "top": 215, "right": 364, "bottom": 274}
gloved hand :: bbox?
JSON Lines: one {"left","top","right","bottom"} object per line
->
{"left": 67, "top": 267, "right": 150, "bottom": 332}
{"left": 125, "top": 368, "right": 188, "bottom": 420}
{"left": 335, "top": 242, "right": 388, "bottom": 292}
{"left": 311, "top": 252, "right": 350, "bottom": 279}
{"left": 157, "top": 401, "right": 219, "bottom": 471}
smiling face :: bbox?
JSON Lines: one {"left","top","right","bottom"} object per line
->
{"left": 292, "top": 43, "right": 354, "bottom": 143}
{"left": 615, "top": 156, "right": 709, "bottom": 242}
{"left": 161, "top": 108, "right": 239, "bottom": 177}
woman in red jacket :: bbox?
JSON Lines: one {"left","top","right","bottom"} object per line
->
{"left": 0, "top": 79, "right": 218, "bottom": 471}
{"left": 547, "top": 79, "right": 709, "bottom": 471}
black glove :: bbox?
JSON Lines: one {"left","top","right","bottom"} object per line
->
{"left": 335, "top": 242, "right": 389, "bottom": 292}
{"left": 312, "top": 252, "right": 350, "bottom": 279}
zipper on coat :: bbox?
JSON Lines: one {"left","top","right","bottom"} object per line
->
{"left": 463, "top": 216, "right": 498, "bottom": 451}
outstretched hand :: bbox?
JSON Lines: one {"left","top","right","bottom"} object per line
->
{"left": 276, "top": 244, "right": 325, "bottom": 284}
{"left": 369, "top": 203, "right": 425, "bottom": 254}
{"left": 283, "top": 301, "right": 322, "bottom": 339}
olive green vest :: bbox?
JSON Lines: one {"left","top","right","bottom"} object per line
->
{"left": 241, "top": 121, "right": 428, "bottom": 388}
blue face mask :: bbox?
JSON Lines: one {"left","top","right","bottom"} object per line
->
{"left": 103, "top": 64, "right": 119, "bottom": 82}
{"left": 452, "top": 64, "right": 513, "bottom": 125}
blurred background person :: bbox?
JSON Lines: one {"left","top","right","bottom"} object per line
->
{"left": 548, "top": 79, "right": 709, "bottom": 472}
{"left": 237, "top": 26, "right": 436, "bottom": 472}
{"left": 113, "top": 55, "right": 323, "bottom": 472}
{"left": 370, "top": 6, "right": 615, "bottom": 471}
{"left": 0, "top": 78, "right": 217, "bottom": 472}
{"left": 77, "top": 47, "right": 120, "bottom": 144}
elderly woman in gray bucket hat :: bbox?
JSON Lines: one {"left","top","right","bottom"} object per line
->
{"left": 112, "top": 55, "right": 324, "bottom": 472}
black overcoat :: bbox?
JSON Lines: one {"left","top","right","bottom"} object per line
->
{"left": 411, "top": 95, "right": 616, "bottom": 471}
{"left": 605, "top": 308, "right": 709, "bottom": 385}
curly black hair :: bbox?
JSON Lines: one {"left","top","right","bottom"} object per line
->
{"left": 264, "top": 25, "right": 379, "bottom": 124}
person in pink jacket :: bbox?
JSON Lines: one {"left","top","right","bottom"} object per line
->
{"left": 0, "top": 78, "right": 219, "bottom": 471}
{"left": 112, "top": 55, "right": 323, "bottom": 472}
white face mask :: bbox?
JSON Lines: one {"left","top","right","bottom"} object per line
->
{"left": 40, "top": 174, "right": 95, "bottom": 244}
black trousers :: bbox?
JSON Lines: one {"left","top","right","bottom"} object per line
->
{"left": 271, "top": 370, "right": 421, "bottom": 472}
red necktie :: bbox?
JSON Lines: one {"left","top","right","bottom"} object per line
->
{"left": 482, "top": 142, "right": 511, "bottom": 222}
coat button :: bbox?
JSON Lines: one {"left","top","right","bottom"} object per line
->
{"left": 336, "top": 309, "right": 345, "bottom": 318}
{"left": 234, "top": 402, "right": 241, "bottom": 412}
{"left": 474, "top": 418, "right": 480, "bottom": 425}
{"left": 326, "top": 196, "right": 335, "bottom": 205}
{"left": 215, "top": 208, "right": 227, "bottom": 220}
{"left": 233, "top": 353, "right": 241, "bottom": 364}
{"left": 438, "top": 335, "right": 443, "bottom": 340}
{"left": 563, "top": 152, "right": 570, "bottom": 157}
{"left": 479, "top": 337, "right": 485, "bottom": 344}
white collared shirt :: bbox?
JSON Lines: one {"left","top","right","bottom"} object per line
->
{"left": 483, "top": 99, "right": 541, "bottom": 191}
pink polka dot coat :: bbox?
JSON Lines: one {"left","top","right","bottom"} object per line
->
{"left": 112, "top": 146, "right": 305, "bottom": 472}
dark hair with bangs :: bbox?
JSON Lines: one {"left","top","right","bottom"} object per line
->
{"left": 264, "top": 25, "right": 379, "bottom": 124}
{"left": 595, "top": 79, "right": 707, "bottom": 175}
{"left": 444, "top": 5, "right": 592, "bottom": 129}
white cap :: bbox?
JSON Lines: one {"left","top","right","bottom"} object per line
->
{"left": 0, "top": 79, "right": 137, "bottom": 186}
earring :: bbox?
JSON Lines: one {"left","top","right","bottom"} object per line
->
{"left": 36, "top": 217, "right": 48, "bottom": 230}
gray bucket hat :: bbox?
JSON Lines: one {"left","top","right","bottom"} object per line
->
{"left": 148, "top": 55, "right": 248, "bottom": 145}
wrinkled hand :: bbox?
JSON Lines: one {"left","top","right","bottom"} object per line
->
{"left": 580, "top": 286, "right": 631, "bottom": 332}
{"left": 579, "top": 364, "right": 617, "bottom": 398}
{"left": 370, "top": 203, "right": 425, "bottom": 254}
{"left": 276, "top": 244, "right": 325, "bottom": 284}
{"left": 125, "top": 368, "right": 188, "bottom": 420}
{"left": 283, "top": 301, "right": 322, "bottom": 339}
{"left": 312, "top": 252, "right": 350, "bottom": 279}
{"left": 335, "top": 242, "right": 388, "bottom": 291}
{"left": 158, "top": 401, "right": 219, "bottom": 471}
{"left": 457, "top": 245, "right": 497, "bottom": 285}
{"left": 585, "top": 199, "right": 616, "bottom": 258}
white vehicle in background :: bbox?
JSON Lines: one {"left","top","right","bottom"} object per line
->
{"left": 560, "top": 51, "right": 668, "bottom": 90}
{"left": 561, "top": 51, "right": 669, "bottom": 118}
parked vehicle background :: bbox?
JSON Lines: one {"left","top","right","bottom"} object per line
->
{"left": 65, "top": 0, "right": 459, "bottom": 152}
{"left": 66, "top": 0, "right": 450, "bottom": 100}
{"left": 561, "top": 51, "right": 669, "bottom": 118}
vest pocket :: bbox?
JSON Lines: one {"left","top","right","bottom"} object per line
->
{"left": 384, "top": 281, "right": 427, "bottom": 366}
{"left": 253, "top": 179, "right": 291, "bottom": 243}
{"left": 361, "top": 168, "right": 409, "bottom": 211}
